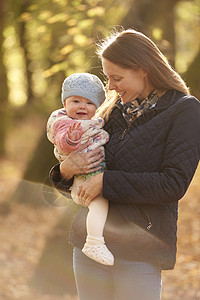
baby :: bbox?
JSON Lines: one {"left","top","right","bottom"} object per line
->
{"left": 47, "top": 73, "right": 114, "bottom": 266}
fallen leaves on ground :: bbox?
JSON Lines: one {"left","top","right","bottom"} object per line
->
{"left": 0, "top": 167, "right": 199, "bottom": 299}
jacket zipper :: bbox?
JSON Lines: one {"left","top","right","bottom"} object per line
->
{"left": 118, "top": 121, "right": 152, "bottom": 231}
{"left": 119, "top": 118, "right": 136, "bottom": 139}
{"left": 119, "top": 128, "right": 127, "bottom": 139}
{"left": 133, "top": 204, "right": 153, "bottom": 231}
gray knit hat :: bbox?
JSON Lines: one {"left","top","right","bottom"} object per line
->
{"left": 61, "top": 73, "right": 106, "bottom": 108}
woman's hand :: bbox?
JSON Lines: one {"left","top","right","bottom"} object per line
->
{"left": 60, "top": 143, "right": 104, "bottom": 180}
{"left": 77, "top": 173, "right": 104, "bottom": 206}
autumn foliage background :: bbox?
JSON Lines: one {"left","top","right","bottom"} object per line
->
{"left": 0, "top": 0, "right": 199, "bottom": 299}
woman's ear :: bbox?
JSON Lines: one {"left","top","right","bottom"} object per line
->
{"left": 140, "top": 68, "right": 148, "bottom": 78}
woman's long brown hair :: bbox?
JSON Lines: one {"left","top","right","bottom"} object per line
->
{"left": 96, "top": 28, "right": 189, "bottom": 120}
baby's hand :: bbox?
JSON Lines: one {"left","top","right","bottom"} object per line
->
{"left": 66, "top": 122, "right": 83, "bottom": 141}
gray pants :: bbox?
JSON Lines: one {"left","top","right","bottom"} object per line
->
{"left": 73, "top": 247, "right": 162, "bottom": 300}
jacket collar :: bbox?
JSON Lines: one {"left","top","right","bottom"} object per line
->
{"left": 155, "top": 89, "right": 185, "bottom": 111}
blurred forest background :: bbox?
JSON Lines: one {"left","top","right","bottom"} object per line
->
{"left": 0, "top": 0, "right": 199, "bottom": 299}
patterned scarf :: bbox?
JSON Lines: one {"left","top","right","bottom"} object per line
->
{"left": 115, "top": 90, "right": 159, "bottom": 124}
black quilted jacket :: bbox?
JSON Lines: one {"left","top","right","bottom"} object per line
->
{"left": 50, "top": 89, "right": 200, "bottom": 270}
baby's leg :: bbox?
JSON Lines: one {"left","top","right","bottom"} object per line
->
{"left": 82, "top": 196, "right": 114, "bottom": 266}
{"left": 70, "top": 176, "right": 83, "bottom": 205}
{"left": 87, "top": 196, "right": 108, "bottom": 237}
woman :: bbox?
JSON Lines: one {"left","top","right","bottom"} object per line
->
{"left": 50, "top": 28, "right": 200, "bottom": 300}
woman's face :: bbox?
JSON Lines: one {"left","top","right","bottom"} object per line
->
{"left": 102, "top": 58, "right": 152, "bottom": 103}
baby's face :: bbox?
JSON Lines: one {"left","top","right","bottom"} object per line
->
{"left": 64, "top": 96, "right": 96, "bottom": 120}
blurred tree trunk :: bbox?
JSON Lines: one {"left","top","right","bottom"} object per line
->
{"left": 183, "top": 50, "right": 200, "bottom": 99}
{"left": 0, "top": 0, "right": 9, "bottom": 156}
{"left": 9, "top": 131, "right": 58, "bottom": 206}
{"left": 11, "top": 0, "right": 35, "bottom": 104}
{"left": 17, "top": 0, "right": 34, "bottom": 104}
{"left": 122, "top": 0, "right": 179, "bottom": 66}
